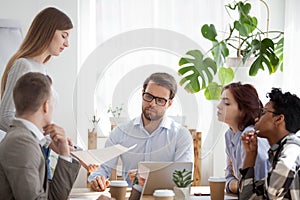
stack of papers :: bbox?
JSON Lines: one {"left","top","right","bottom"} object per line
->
{"left": 71, "top": 144, "right": 136, "bottom": 169}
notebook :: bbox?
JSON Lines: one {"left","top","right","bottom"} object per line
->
{"left": 138, "top": 161, "right": 193, "bottom": 195}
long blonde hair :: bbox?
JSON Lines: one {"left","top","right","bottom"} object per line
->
{"left": 1, "top": 7, "right": 73, "bottom": 97}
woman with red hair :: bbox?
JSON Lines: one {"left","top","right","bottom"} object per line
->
{"left": 217, "top": 82, "right": 270, "bottom": 194}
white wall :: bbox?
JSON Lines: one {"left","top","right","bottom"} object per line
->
{"left": 1, "top": 0, "right": 295, "bottom": 187}
{"left": 0, "top": 0, "right": 79, "bottom": 142}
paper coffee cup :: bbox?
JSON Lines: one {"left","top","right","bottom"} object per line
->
{"left": 153, "top": 189, "right": 175, "bottom": 200}
{"left": 208, "top": 177, "right": 226, "bottom": 200}
{"left": 109, "top": 180, "right": 128, "bottom": 200}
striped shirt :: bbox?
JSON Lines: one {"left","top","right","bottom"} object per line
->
{"left": 239, "top": 134, "right": 300, "bottom": 200}
{"left": 225, "top": 125, "right": 270, "bottom": 193}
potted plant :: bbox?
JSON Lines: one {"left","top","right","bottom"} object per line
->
{"left": 178, "top": 0, "right": 284, "bottom": 100}
{"left": 88, "top": 114, "right": 100, "bottom": 149}
{"left": 172, "top": 169, "right": 193, "bottom": 200}
{"left": 107, "top": 103, "right": 128, "bottom": 129}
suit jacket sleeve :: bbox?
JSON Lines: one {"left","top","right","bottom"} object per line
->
{"left": 4, "top": 131, "right": 48, "bottom": 199}
{"left": 3, "top": 130, "right": 80, "bottom": 200}
{"left": 48, "top": 157, "right": 80, "bottom": 200}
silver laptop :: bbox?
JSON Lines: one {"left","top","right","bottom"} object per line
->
{"left": 138, "top": 161, "right": 193, "bottom": 195}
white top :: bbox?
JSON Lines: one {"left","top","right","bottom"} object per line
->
{"left": 0, "top": 58, "right": 47, "bottom": 131}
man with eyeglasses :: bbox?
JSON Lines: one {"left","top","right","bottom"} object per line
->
{"left": 239, "top": 88, "right": 300, "bottom": 199}
{"left": 88, "top": 72, "right": 194, "bottom": 193}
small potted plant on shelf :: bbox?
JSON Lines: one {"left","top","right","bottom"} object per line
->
{"left": 88, "top": 114, "right": 100, "bottom": 150}
{"left": 107, "top": 103, "right": 128, "bottom": 129}
{"left": 178, "top": 0, "right": 284, "bottom": 100}
{"left": 172, "top": 169, "right": 193, "bottom": 200}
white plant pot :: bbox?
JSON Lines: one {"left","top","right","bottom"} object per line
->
{"left": 109, "top": 117, "right": 129, "bottom": 131}
{"left": 109, "top": 117, "right": 128, "bottom": 126}
{"left": 226, "top": 57, "right": 255, "bottom": 69}
{"left": 173, "top": 186, "right": 190, "bottom": 200}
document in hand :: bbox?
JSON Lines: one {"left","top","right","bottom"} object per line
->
{"left": 71, "top": 144, "right": 136, "bottom": 169}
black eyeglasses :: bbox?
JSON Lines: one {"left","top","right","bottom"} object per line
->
{"left": 260, "top": 108, "right": 279, "bottom": 116}
{"left": 142, "top": 92, "right": 170, "bottom": 106}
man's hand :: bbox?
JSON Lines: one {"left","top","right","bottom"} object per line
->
{"left": 44, "top": 124, "right": 69, "bottom": 157}
{"left": 67, "top": 137, "right": 75, "bottom": 152}
{"left": 87, "top": 164, "right": 99, "bottom": 173}
{"left": 91, "top": 176, "right": 110, "bottom": 191}
{"left": 128, "top": 169, "right": 138, "bottom": 183}
{"left": 128, "top": 169, "right": 146, "bottom": 186}
{"left": 137, "top": 175, "right": 146, "bottom": 187}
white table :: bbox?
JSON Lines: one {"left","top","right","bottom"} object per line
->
{"left": 68, "top": 186, "right": 238, "bottom": 200}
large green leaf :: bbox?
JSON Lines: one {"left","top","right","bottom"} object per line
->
{"left": 249, "top": 38, "right": 279, "bottom": 76}
{"left": 274, "top": 37, "right": 284, "bottom": 71}
{"left": 211, "top": 41, "right": 229, "bottom": 67}
{"left": 234, "top": 17, "right": 257, "bottom": 36}
{"left": 201, "top": 24, "right": 229, "bottom": 67}
{"left": 204, "top": 82, "right": 222, "bottom": 100}
{"left": 201, "top": 24, "right": 217, "bottom": 42}
{"left": 228, "top": 1, "right": 258, "bottom": 36}
{"left": 218, "top": 67, "right": 234, "bottom": 85}
{"left": 178, "top": 50, "right": 217, "bottom": 93}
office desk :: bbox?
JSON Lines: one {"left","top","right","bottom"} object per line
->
{"left": 68, "top": 186, "right": 238, "bottom": 200}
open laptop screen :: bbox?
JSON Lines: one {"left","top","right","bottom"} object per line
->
{"left": 138, "top": 161, "right": 193, "bottom": 195}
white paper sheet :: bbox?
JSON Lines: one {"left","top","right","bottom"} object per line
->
{"left": 71, "top": 144, "right": 136, "bottom": 167}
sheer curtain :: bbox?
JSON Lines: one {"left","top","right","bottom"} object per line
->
{"left": 77, "top": 0, "right": 288, "bottom": 184}
{"left": 283, "top": 0, "right": 300, "bottom": 96}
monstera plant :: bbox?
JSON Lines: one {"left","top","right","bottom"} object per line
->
{"left": 178, "top": 0, "right": 284, "bottom": 100}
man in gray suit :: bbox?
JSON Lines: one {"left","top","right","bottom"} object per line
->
{"left": 0, "top": 72, "right": 80, "bottom": 199}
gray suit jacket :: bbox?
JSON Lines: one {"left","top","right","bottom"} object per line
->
{"left": 0, "top": 120, "right": 81, "bottom": 200}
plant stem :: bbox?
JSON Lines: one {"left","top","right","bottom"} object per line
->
{"left": 260, "top": 0, "right": 269, "bottom": 37}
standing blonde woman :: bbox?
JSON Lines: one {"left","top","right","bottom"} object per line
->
{"left": 0, "top": 7, "right": 73, "bottom": 179}
{"left": 0, "top": 7, "right": 73, "bottom": 130}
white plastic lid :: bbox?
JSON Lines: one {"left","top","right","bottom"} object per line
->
{"left": 109, "top": 180, "right": 128, "bottom": 187}
{"left": 208, "top": 176, "right": 226, "bottom": 182}
{"left": 153, "top": 189, "right": 175, "bottom": 197}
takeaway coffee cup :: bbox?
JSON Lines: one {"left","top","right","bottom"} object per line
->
{"left": 109, "top": 180, "right": 128, "bottom": 200}
{"left": 153, "top": 189, "right": 175, "bottom": 200}
{"left": 208, "top": 176, "right": 226, "bottom": 200}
